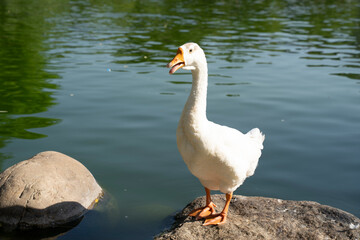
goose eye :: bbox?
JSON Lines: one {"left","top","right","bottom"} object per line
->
{"left": 189, "top": 49, "right": 193, "bottom": 53}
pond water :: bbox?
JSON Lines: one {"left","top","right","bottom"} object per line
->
{"left": 0, "top": 0, "right": 359, "bottom": 239}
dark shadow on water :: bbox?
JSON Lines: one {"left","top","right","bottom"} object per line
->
{"left": 0, "top": 202, "right": 88, "bottom": 240}
{"left": 157, "top": 211, "right": 177, "bottom": 233}
{"left": 0, "top": 218, "right": 82, "bottom": 240}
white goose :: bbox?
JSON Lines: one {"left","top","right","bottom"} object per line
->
{"left": 167, "top": 43, "right": 265, "bottom": 226}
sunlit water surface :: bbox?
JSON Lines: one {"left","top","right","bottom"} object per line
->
{"left": 0, "top": 1, "right": 359, "bottom": 239}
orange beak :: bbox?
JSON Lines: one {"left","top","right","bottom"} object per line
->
{"left": 167, "top": 48, "right": 185, "bottom": 74}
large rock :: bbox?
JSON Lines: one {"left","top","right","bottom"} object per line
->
{"left": 155, "top": 194, "right": 360, "bottom": 240}
{"left": 0, "top": 151, "right": 103, "bottom": 230}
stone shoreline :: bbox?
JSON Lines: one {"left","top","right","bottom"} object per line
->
{"left": 155, "top": 194, "right": 360, "bottom": 240}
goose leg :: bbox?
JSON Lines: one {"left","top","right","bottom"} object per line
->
{"left": 203, "top": 192, "right": 232, "bottom": 226}
{"left": 189, "top": 187, "right": 217, "bottom": 220}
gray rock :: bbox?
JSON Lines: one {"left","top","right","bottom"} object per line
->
{"left": 0, "top": 151, "right": 103, "bottom": 230}
{"left": 155, "top": 194, "right": 360, "bottom": 240}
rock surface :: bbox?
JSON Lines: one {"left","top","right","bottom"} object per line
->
{"left": 155, "top": 194, "right": 360, "bottom": 240}
{"left": 0, "top": 151, "right": 102, "bottom": 230}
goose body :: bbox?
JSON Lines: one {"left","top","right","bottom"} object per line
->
{"left": 178, "top": 120, "right": 263, "bottom": 193}
{"left": 167, "top": 43, "right": 264, "bottom": 225}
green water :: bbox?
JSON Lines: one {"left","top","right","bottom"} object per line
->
{"left": 0, "top": 0, "right": 359, "bottom": 239}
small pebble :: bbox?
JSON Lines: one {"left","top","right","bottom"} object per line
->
{"left": 349, "top": 223, "right": 359, "bottom": 230}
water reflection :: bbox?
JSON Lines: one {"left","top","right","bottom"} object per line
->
{"left": 104, "top": 0, "right": 360, "bottom": 81}
{"left": 0, "top": 1, "right": 62, "bottom": 164}
{"left": 331, "top": 73, "right": 360, "bottom": 80}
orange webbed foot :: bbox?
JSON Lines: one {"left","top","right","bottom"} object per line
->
{"left": 203, "top": 212, "right": 227, "bottom": 226}
{"left": 189, "top": 202, "right": 217, "bottom": 220}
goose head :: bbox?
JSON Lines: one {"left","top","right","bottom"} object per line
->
{"left": 167, "top": 42, "right": 207, "bottom": 74}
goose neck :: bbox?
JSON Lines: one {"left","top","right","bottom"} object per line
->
{"left": 183, "top": 68, "right": 208, "bottom": 122}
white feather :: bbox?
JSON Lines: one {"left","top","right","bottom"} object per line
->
{"left": 174, "top": 43, "right": 265, "bottom": 194}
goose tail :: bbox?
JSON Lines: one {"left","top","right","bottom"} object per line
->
{"left": 246, "top": 128, "right": 265, "bottom": 149}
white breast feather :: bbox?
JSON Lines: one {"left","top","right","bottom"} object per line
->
{"left": 177, "top": 119, "right": 264, "bottom": 193}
